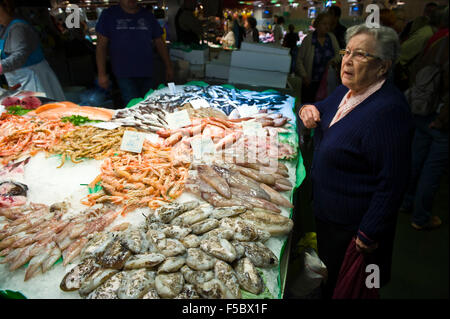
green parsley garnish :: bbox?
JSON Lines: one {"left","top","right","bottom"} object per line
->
{"left": 7, "top": 105, "right": 32, "bottom": 116}
{"left": 61, "top": 115, "right": 103, "bottom": 126}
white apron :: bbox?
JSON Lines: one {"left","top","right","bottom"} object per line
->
{"left": 4, "top": 60, "right": 65, "bottom": 101}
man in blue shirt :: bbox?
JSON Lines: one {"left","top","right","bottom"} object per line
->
{"left": 96, "top": 0, "right": 173, "bottom": 106}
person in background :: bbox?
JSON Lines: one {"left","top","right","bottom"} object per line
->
{"left": 154, "top": 8, "right": 170, "bottom": 43}
{"left": 283, "top": 24, "right": 299, "bottom": 73}
{"left": 243, "top": 16, "right": 259, "bottom": 43}
{"left": 327, "top": 5, "right": 346, "bottom": 49}
{"left": 395, "top": 6, "right": 441, "bottom": 90}
{"left": 175, "top": 0, "right": 203, "bottom": 45}
{"left": 96, "top": 0, "right": 173, "bottom": 106}
{"left": 219, "top": 17, "right": 235, "bottom": 49}
{"left": 400, "top": 2, "right": 437, "bottom": 43}
{"left": 0, "top": 0, "right": 65, "bottom": 101}
{"left": 272, "top": 16, "right": 285, "bottom": 46}
{"left": 295, "top": 13, "right": 340, "bottom": 103}
{"left": 391, "top": 7, "right": 408, "bottom": 35}
{"left": 232, "top": 14, "right": 244, "bottom": 49}
{"left": 399, "top": 6, "right": 449, "bottom": 231}
{"left": 298, "top": 25, "right": 412, "bottom": 299}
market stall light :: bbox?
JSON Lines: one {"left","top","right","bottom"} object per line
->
{"left": 275, "top": 4, "right": 281, "bottom": 7}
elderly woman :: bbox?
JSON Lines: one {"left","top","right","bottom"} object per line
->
{"left": 298, "top": 25, "right": 412, "bottom": 298}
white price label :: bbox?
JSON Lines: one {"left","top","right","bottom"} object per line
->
{"left": 120, "top": 130, "right": 145, "bottom": 153}
{"left": 166, "top": 110, "right": 192, "bottom": 130}
{"left": 168, "top": 82, "right": 177, "bottom": 94}
{"left": 242, "top": 120, "right": 265, "bottom": 137}
{"left": 237, "top": 105, "right": 259, "bottom": 118}
{"left": 89, "top": 122, "right": 122, "bottom": 130}
{"left": 190, "top": 98, "right": 210, "bottom": 110}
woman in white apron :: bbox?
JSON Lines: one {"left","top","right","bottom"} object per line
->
{"left": 0, "top": 0, "right": 65, "bottom": 101}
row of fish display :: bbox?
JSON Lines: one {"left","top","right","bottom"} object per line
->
{"left": 128, "top": 85, "right": 289, "bottom": 116}
{"left": 0, "top": 202, "right": 120, "bottom": 281}
{"left": 185, "top": 161, "right": 293, "bottom": 213}
{"left": 59, "top": 201, "right": 293, "bottom": 299}
{"left": 112, "top": 104, "right": 169, "bottom": 133}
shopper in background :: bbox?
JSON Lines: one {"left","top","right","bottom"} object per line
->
{"left": 243, "top": 16, "right": 259, "bottom": 44}
{"left": 219, "top": 17, "right": 235, "bottom": 49}
{"left": 272, "top": 16, "right": 285, "bottom": 46}
{"left": 399, "top": 6, "right": 449, "bottom": 231}
{"left": 392, "top": 7, "right": 408, "bottom": 35}
{"left": 0, "top": 0, "right": 65, "bottom": 100}
{"left": 327, "top": 5, "right": 346, "bottom": 49}
{"left": 298, "top": 25, "right": 412, "bottom": 299}
{"left": 96, "top": 0, "right": 173, "bottom": 106}
{"left": 295, "top": 12, "right": 340, "bottom": 103}
{"left": 232, "top": 14, "right": 244, "bottom": 49}
{"left": 154, "top": 8, "right": 170, "bottom": 43}
{"left": 400, "top": 2, "right": 438, "bottom": 43}
{"left": 283, "top": 24, "right": 299, "bottom": 73}
{"left": 394, "top": 5, "right": 441, "bottom": 91}
{"left": 175, "top": 0, "right": 203, "bottom": 45}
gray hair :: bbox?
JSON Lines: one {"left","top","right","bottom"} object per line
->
{"left": 345, "top": 24, "right": 400, "bottom": 64}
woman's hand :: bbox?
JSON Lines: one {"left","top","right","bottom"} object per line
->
{"left": 355, "top": 237, "right": 378, "bottom": 253}
{"left": 299, "top": 104, "right": 321, "bottom": 129}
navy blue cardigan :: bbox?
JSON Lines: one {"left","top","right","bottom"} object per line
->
{"left": 310, "top": 81, "right": 413, "bottom": 246}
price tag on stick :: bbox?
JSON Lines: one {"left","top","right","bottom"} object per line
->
{"left": 120, "top": 130, "right": 145, "bottom": 153}
{"left": 168, "top": 82, "right": 177, "bottom": 94}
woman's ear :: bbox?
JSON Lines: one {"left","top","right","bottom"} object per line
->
{"left": 378, "top": 60, "right": 392, "bottom": 77}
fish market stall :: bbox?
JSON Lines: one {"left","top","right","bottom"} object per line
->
{"left": 0, "top": 82, "right": 305, "bottom": 299}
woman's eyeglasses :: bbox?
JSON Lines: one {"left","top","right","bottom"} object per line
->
{"left": 339, "top": 49, "right": 381, "bottom": 62}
